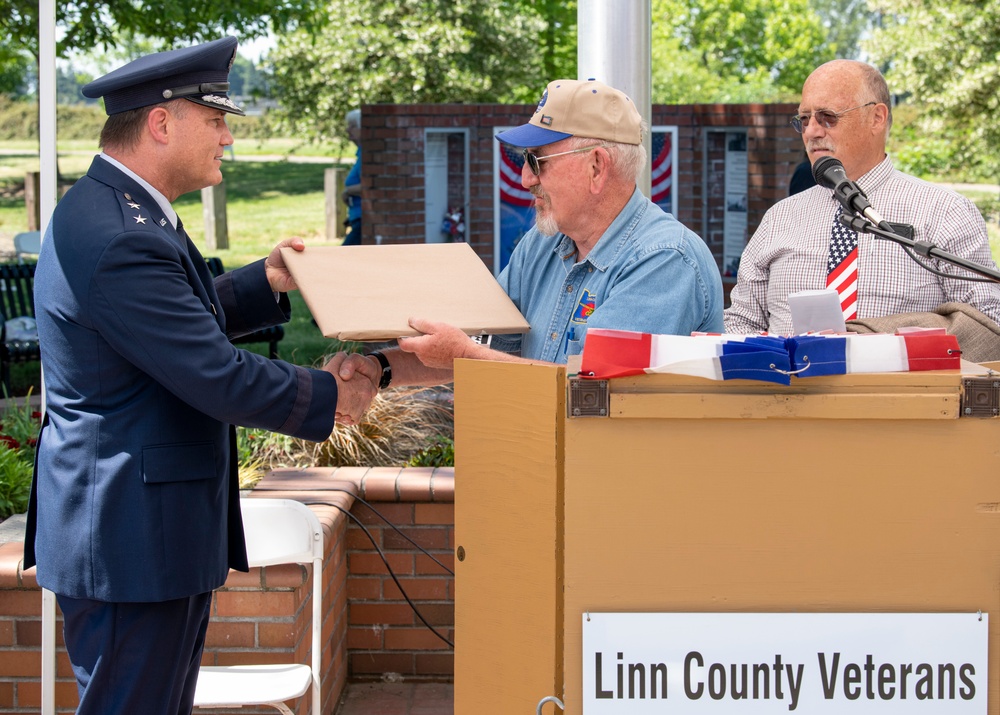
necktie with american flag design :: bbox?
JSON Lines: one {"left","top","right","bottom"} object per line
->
{"left": 826, "top": 206, "right": 859, "bottom": 321}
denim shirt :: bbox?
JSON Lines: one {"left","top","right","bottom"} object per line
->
{"left": 492, "top": 188, "right": 723, "bottom": 362}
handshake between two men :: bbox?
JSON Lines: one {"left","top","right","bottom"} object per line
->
{"left": 320, "top": 316, "right": 503, "bottom": 426}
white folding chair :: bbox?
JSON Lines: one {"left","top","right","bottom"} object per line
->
{"left": 13, "top": 231, "right": 41, "bottom": 262}
{"left": 194, "top": 498, "right": 324, "bottom": 715}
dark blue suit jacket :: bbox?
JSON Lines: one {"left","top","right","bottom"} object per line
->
{"left": 23, "top": 157, "right": 338, "bottom": 602}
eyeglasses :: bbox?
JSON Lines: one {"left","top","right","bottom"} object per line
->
{"left": 521, "top": 143, "right": 608, "bottom": 176}
{"left": 790, "top": 102, "right": 876, "bottom": 133}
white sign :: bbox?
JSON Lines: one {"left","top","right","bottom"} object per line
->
{"left": 722, "top": 130, "right": 748, "bottom": 277}
{"left": 582, "top": 613, "right": 987, "bottom": 713}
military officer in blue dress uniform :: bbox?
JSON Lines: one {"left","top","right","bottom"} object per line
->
{"left": 22, "top": 37, "right": 379, "bottom": 715}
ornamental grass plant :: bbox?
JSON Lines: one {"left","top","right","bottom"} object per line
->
{"left": 237, "top": 386, "right": 455, "bottom": 489}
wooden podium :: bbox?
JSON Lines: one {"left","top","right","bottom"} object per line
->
{"left": 452, "top": 360, "right": 1000, "bottom": 714}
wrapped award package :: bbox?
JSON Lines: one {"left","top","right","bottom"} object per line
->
{"left": 280, "top": 243, "right": 529, "bottom": 342}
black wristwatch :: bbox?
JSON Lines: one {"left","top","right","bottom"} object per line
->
{"left": 367, "top": 351, "right": 392, "bottom": 390}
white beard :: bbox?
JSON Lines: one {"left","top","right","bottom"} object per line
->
{"left": 534, "top": 210, "right": 559, "bottom": 237}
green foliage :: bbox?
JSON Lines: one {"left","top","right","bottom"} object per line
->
{"left": 0, "top": 392, "right": 40, "bottom": 519}
{"left": 0, "top": 96, "right": 41, "bottom": 141}
{"left": 0, "top": 97, "right": 106, "bottom": 142}
{"left": 866, "top": 0, "right": 1000, "bottom": 182}
{"left": 652, "top": 0, "right": 834, "bottom": 102}
{"left": 810, "top": 0, "right": 876, "bottom": 59}
{"left": 268, "top": 0, "right": 554, "bottom": 142}
{"left": 0, "top": 97, "right": 272, "bottom": 144}
{"left": 237, "top": 426, "right": 298, "bottom": 488}
{"left": 0, "top": 447, "right": 32, "bottom": 520}
{"left": 532, "top": 0, "right": 577, "bottom": 85}
{"left": 0, "top": 390, "right": 41, "bottom": 455}
{"left": 406, "top": 436, "right": 455, "bottom": 468}
{"left": 2, "top": 0, "right": 325, "bottom": 60}
{"left": 229, "top": 54, "right": 272, "bottom": 101}
{"left": 0, "top": 45, "right": 33, "bottom": 97}
{"left": 885, "top": 104, "right": 964, "bottom": 180}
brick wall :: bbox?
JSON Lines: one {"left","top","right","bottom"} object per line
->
{"left": 359, "top": 102, "right": 803, "bottom": 278}
{"left": 346, "top": 500, "right": 454, "bottom": 680}
{"left": 252, "top": 467, "right": 457, "bottom": 685}
{"left": 0, "top": 467, "right": 455, "bottom": 714}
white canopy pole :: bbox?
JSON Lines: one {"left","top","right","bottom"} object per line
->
{"left": 38, "top": 0, "right": 57, "bottom": 227}
{"left": 577, "top": 0, "right": 653, "bottom": 197}
{"left": 37, "top": 0, "right": 56, "bottom": 713}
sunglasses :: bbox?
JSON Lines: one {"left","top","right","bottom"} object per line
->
{"left": 790, "top": 102, "right": 876, "bottom": 133}
{"left": 521, "top": 143, "right": 608, "bottom": 176}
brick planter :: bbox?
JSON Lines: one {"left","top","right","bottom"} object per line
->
{"left": 0, "top": 466, "right": 454, "bottom": 714}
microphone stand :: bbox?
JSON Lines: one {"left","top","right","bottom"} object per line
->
{"left": 839, "top": 213, "right": 1000, "bottom": 284}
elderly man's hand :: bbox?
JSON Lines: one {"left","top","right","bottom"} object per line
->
{"left": 326, "top": 351, "right": 382, "bottom": 384}
{"left": 322, "top": 353, "right": 380, "bottom": 425}
{"left": 397, "top": 317, "right": 480, "bottom": 369}
{"left": 264, "top": 237, "right": 306, "bottom": 293}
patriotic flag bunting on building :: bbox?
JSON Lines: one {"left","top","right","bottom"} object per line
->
{"left": 499, "top": 144, "right": 533, "bottom": 207}
{"left": 650, "top": 132, "right": 673, "bottom": 209}
{"left": 497, "top": 144, "right": 536, "bottom": 272}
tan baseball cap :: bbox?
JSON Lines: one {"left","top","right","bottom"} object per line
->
{"left": 495, "top": 78, "right": 642, "bottom": 148}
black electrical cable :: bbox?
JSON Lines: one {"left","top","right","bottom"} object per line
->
{"left": 310, "top": 500, "right": 455, "bottom": 649}
{"left": 324, "top": 487, "right": 454, "bottom": 576}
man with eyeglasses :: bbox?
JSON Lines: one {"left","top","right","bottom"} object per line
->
{"left": 725, "top": 59, "right": 1000, "bottom": 336}
{"left": 332, "top": 78, "right": 723, "bottom": 390}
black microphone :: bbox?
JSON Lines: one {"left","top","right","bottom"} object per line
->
{"left": 811, "top": 156, "right": 890, "bottom": 229}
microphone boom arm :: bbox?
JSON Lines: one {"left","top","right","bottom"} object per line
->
{"left": 839, "top": 213, "right": 1000, "bottom": 283}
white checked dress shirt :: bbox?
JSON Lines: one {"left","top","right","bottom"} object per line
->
{"left": 724, "top": 156, "right": 1000, "bottom": 335}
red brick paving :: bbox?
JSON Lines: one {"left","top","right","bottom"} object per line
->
{"left": 335, "top": 682, "right": 453, "bottom": 715}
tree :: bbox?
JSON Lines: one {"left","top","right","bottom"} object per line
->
{"left": 0, "top": 0, "right": 324, "bottom": 87}
{"left": 55, "top": 65, "right": 89, "bottom": 104}
{"left": 651, "top": 0, "right": 834, "bottom": 102}
{"left": 865, "top": 0, "right": 1000, "bottom": 180}
{"left": 268, "top": 0, "right": 560, "bottom": 142}
{"left": 532, "top": 0, "right": 577, "bottom": 85}
{"left": 229, "top": 54, "right": 271, "bottom": 101}
{"left": 0, "top": 45, "right": 32, "bottom": 97}
{"left": 810, "top": 0, "right": 877, "bottom": 59}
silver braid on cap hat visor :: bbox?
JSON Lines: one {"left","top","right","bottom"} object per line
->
{"left": 196, "top": 94, "right": 242, "bottom": 112}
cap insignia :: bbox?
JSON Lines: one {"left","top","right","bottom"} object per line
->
{"left": 535, "top": 88, "right": 549, "bottom": 113}
{"left": 200, "top": 94, "right": 241, "bottom": 112}
{"left": 540, "top": 115, "right": 553, "bottom": 126}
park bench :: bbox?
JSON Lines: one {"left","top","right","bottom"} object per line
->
{"left": 0, "top": 258, "right": 284, "bottom": 394}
